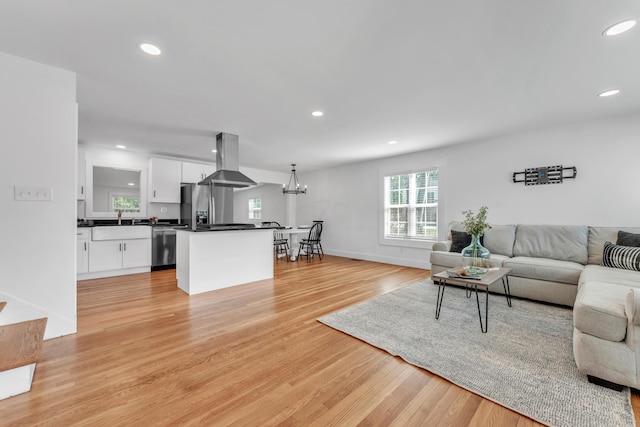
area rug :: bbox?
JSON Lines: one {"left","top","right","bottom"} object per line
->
{"left": 318, "top": 280, "right": 635, "bottom": 427}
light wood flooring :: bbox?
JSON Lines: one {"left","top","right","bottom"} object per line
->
{"left": 1, "top": 256, "right": 639, "bottom": 426}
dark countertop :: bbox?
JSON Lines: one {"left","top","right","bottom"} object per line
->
{"left": 78, "top": 219, "right": 181, "bottom": 227}
{"left": 78, "top": 221, "right": 276, "bottom": 231}
{"left": 182, "top": 224, "right": 279, "bottom": 232}
{"left": 194, "top": 223, "right": 257, "bottom": 232}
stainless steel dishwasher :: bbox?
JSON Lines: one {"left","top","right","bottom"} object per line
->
{"left": 151, "top": 225, "right": 186, "bottom": 270}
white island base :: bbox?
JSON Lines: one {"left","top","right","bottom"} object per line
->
{"left": 176, "top": 229, "right": 274, "bottom": 295}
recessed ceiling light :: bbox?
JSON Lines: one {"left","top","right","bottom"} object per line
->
{"left": 116, "top": 145, "right": 127, "bottom": 149}
{"left": 598, "top": 89, "right": 620, "bottom": 97}
{"left": 311, "top": 111, "right": 324, "bottom": 117}
{"left": 211, "top": 149, "right": 217, "bottom": 153}
{"left": 128, "top": 183, "right": 135, "bottom": 186}
{"left": 140, "top": 43, "right": 162, "bottom": 56}
{"left": 603, "top": 20, "right": 636, "bottom": 36}
{"left": 388, "top": 140, "right": 398, "bottom": 145}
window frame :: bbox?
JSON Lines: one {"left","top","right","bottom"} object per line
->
{"left": 110, "top": 193, "right": 141, "bottom": 213}
{"left": 378, "top": 165, "right": 439, "bottom": 249}
{"left": 248, "top": 198, "right": 262, "bottom": 220}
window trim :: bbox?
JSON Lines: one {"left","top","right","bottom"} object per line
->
{"left": 109, "top": 192, "right": 141, "bottom": 213}
{"left": 378, "top": 165, "right": 439, "bottom": 249}
{"left": 248, "top": 198, "right": 262, "bottom": 220}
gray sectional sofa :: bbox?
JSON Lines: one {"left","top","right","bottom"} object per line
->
{"left": 430, "top": 223, "right": 640, "bottom": 389}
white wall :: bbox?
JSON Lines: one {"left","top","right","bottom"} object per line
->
{"left": 297, "top": 111, "right": 640, "bottom": 269}
{"left": 0, "top": 52, "right": 77, "bottom": 337}
{"left": 233, "top": 184, "right": 287, "bottom": 225}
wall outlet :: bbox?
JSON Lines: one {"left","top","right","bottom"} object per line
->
{"left": 14, "top": 186, "right": 53, "bottom": 201}
{"left": 160, "top": 207, "right": 168, "bottom": 213}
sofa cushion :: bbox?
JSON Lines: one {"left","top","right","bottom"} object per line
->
{"left": 574, "top": 281, "right": 629, "bottom": 342}
{"left": 617, "top": 230, "right": 640, "bottom": 247}
{"left": 580, "top": 264, "right": 640, "bottom": 288}
{"left": 450, "top": 230, "right": 483, "bottom": 253}
{"left": 602, "top": 242, "right": 640, "bottom": 272}
{"left": 504, "top": 256, "right": 584, "bottom": 285}
{"left": 483, "top": 224, "right": 517, "bottom": 257}
{"left": 513, "top": 224, "right": 588, "bottom": 264}
{"left": 588, "top": 226, "right": 640, "bottom": 265}
{"left": 430, "top": 250, "right": 508, "bottom": 269}
{"left": 446, "top": 222, "right": 516, "bottom": 257}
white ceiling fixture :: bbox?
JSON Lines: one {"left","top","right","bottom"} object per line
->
{"left": 139, "top": 43, "right": 162, "bottom": 56}
{"left": 598, "top": 89, "right": 621, "bottom": 97}
{"left": 116, "top": 145, "right": 127, "bottom": 149}
{"left": 603, "top": 20, "right": 637, "bottom": 36}
{"left": 311, "top": 111, "right": 324, "bottom": 117}
{"left": 388, "top": 140, "right": 398, "bottom": 145}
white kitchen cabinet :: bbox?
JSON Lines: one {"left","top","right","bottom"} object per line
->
{"left": 77, "top": 228, "right": 89, "bottom": 274}
{"left": 89, "top": 240, "right": 122, "bottom": 272}
{"left": 181, "top": 161, "right": 216, "bottom": 183}
{"left": 149, "top": 158, "right": 181, "bottom": 203}
{"left": 81, "top": 226, "right": 152, "bottom": 278}
{"left": 121, "top": 239, "right": 151, "bottom": 268}
{"left": 89, "top": 239, "right": 150, "bottom": 272}
{"left": 77, "top": 148, "right": 86, "bottom": 200}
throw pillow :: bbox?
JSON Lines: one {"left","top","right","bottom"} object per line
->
{"left": 450, "top": 230, "right": 484, "bottom": 253}
{"left": 602, "top": 241, "right": 640, "bottom": 272}
{"left": 617, "top": 230, "right": 640, "bottom": 248}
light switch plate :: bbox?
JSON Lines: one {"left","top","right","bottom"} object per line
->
{"left": 14, "top": 186, "right": 53, "bottom": 201}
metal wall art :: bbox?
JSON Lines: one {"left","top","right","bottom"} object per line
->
{"left": 512, "top": 165, "right": 577, "bottom": 186}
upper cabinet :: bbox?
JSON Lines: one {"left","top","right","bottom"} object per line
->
{"left": 149, "top": 158, "right": 181, "bottom": 203}
{"left": 77, "top": 147, "right": 86, "bottom": 200}
{"left": 181, "top": 161, "right": 216, "bottom": 183}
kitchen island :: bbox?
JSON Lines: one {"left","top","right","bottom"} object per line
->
{"left": 176, "top": 228, "right": 274, "bottom": 295}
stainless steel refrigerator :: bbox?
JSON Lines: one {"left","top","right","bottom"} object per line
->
{"left": 180, "top": 183, "right": 213, "bottom": 230}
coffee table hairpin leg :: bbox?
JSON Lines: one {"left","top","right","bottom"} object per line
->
{"left": 435, "top": 279, "right": 489, "bottom": 333}
{"left": 473, "top": 284, "right": 489, "bottom": 333}
{"left": 475, "top": 276, "right": 514, "bottom": 333}
{"left": 502, "top": 276, "right": 512, "bottom": 307}
{"left": 435, "top": 280, "right": 446, "bottom": 320}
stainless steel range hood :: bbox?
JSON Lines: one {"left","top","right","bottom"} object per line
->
{"left": 200, "top": 169, "right": 256, "bottom": 188}
{"left": 198, "top": 133, "right": 256, "bottom": 188}
{"left": 197, "top": 132, "right": 256, "bottom": 224}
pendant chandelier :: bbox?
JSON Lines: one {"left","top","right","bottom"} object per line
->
{"left": 282, "top": 164, "right": 307, "bottom": 195}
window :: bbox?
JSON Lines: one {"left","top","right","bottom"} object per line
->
{"left": 384, "top": 169, "right": 438, "bottom": 241}
{"left": 111, "top": 194, "right": 141, "bottom": 213}
{"left": 249, "top": 198, "right": 262, "bottom": 219}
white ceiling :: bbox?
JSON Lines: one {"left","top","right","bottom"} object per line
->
{"left": 1, "top": 1, "right": 639, "bottom": 173}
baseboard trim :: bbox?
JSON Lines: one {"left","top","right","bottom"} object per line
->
{"left": 325, "top": 249, "right": 430, "bottom": 270}
{"left": 78, "top": 266, "right": 151, "bottom": 280}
